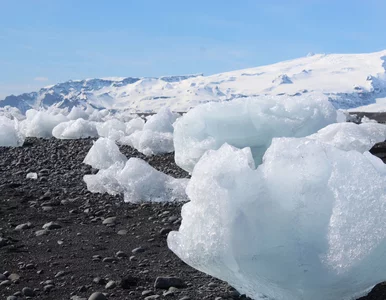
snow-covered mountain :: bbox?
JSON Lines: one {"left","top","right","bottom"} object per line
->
{"left": 3, "top": 50, "right": 386, "bottom": 113}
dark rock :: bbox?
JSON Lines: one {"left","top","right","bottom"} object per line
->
{"left": 22, "top": 287, "right": 35, "bottom": 297}
{"left": 154, "top": 277, "right": 186, "bottom": 289}
{"left": 120, "top": 275, "right": 138, "bottom": 289}
{"left": 88, "top": 292, "right": 106, "bottom": 300}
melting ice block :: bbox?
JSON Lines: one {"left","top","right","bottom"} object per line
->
{"left": 168, "top": 141, "right": 386, "bottom": 300}
{"left": 67, "top": 106, "right": 89, "bottom": 120}
{"left": 20, "top": 109, "right": 68, "bottom": 138}
{"left": 173, "top": 96, "right": 337, "bottom": 173}
{"left": 0, "top": 116, "right": 24, "bottom": 147}
{"left": 52, "top": 119, "right": 98, "bottom": 139}
{"left": 120, "top": 107, "right": 179, "bottom": 155}
{"left": 116, "top": 158, "right": 188, "bottom": 203}
{"left": 121, "top": 130, "right": 174, "bottom": 156}
{"left": 96, "top": 119, "right": 127, "bottom": 140}
{"left": 83, "top": 137, "right": 127, "bottom": 170}
{"left": 84, "top": 158, "right": 188, "bottom": 203}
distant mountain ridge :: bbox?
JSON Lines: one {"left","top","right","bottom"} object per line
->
{"left": 3, "top": 50, "right": 386, "bottom": 113}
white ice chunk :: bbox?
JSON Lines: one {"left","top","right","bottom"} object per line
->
{"left": 143, "top": 107, "right": 179, "bottom": 133}
{"left": 21, "top": 109, "right": 68, "bottom": 138}
{"left": 168, "top": 141, "right": 386, "bottom": 300}
{"left": 0, "top": 116, "right": 25, "bottom": 147}
{"left": 96, "top": 119, "right": 127, "bottom": 140}
{"left": 67, "top": 106, "right": 89, "bottom": 120}
{"left": 52, "top": 119, "right": 98, "bottom": 139}
{"left": 88, "top": 109, "right": 110, "bottom": 122}
{"left": 121, "top": 130, "right": 174, "bottom": 156}
{"left": 83, "top": 162, "right": 125, "bottom": 195}
{"left": 308, "top": 122, "right": 386, "bottom": 153}
{"left": 125, "top": 117, "right": 145, "bottom": 135}
{"left": 120, "top": 108, "right": 178, "bottom": 155}
{"left": 0, "top": 106, "right": 25, "bottom": 121}
{"left": 116, "top": 158, "right": 188, "bottom": 203}
{"left": 174, "top": 96, "right": 337, "bottom": 172}
{"left": 83, "top": 157, "right": 188, "bottom": 203}
{"left": 361, "top": 115, "right": 378, "bottom": 123}
{"left": 83, "top": 138, "right": 127, "bottom": 170}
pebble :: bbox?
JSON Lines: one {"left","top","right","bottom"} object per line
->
{"left": 154, "top": 277, "right": 186, "bottom": 289}
{"left": 7, "top": 296, "right": 18, "bottom": 300}
{"left": 105, "top": 280, "right": 116, "bottom": 289}
{"left": 102, "top": 217, "right": 116, "bottom": 225}
{"left": 22, "top": 287, "right": 35, "bottom": 297}
{"left": 132, "top": 246, "right": 145, "bottom": 254}
{"left": 229, "top": 290, "right": 241, "bottom": 297}
{"left": 102, "top": 257, "right": 115, "bottom": 263}
{"left": 115, "top": 250, "right": 127, "bottom": 258}
{"left": 35, "top": 229, "right": 49, "bottom": 236}
{"left": 8, "top": 273, "right": 20, "bottom": 282}
{"left": 159, "top": 227, "right": 172, "bottom": 235}
{"left": 144, "top": 295, "right": 160, "bottom": 300}
{"left": 88, "top": 291, "right": 107, "bottom": 300}
{"left": 120, "top": 275, "right": 138, "bottom": 289}
{"left": 0, "top": 237, "right": 8, "bottom": 247}
{"left": 142, "top": 290, "right": 153, "bottom": 296}
{"left": 163, "top": 291, "right": 175, "bottom": 297}
{"left": 43, "top": 284, "right": 54, "bottom": 292}
{"left": 117, "top": 229, "right": 127, "bottom": 235}
{"left": 0, "top": 280, "right": 11, "bottom": 286}
{"left": 93, "top": 277, "right": 106, "bottom": 285}
{"left": 92, "top": 255, "right": 102, "bottom": 261}
{"left": 71, "top": 296, "right": 87, "bottom": 300}
{"left": 42, "top": 206, "right": 53, "bottom": 212}
{"left": 54, "top": 270, "right": 66, "bottom": 278}
{"left": 42, "top": 221, "right": 61, "bottom": 230}
{"left": 168, "top": 216, "right": 178, "bottom": 222}
{"left": 14, "top": 222, "right": 32, "bottom": 231}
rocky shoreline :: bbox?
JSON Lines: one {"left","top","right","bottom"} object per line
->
{"left": 0, "top": 137, "right": 385, "bottom": 300}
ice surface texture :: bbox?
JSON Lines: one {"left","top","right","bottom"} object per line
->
{"left": 174, "top": 96, "right": 337, "bottom": 173}
{"left": 168, "top": 141, "right": 386, "bottom": 300}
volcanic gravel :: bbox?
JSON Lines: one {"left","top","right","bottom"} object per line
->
{"left": 0, "top": 137, "right": 385, "bottom": 300}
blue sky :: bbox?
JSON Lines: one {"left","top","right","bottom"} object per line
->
{"left": 1, "top": 0, "right": 386, "bottom": 98}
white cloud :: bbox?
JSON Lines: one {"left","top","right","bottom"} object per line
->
{"left": 34, "top": 77, "right": 49, "bottom": 82}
